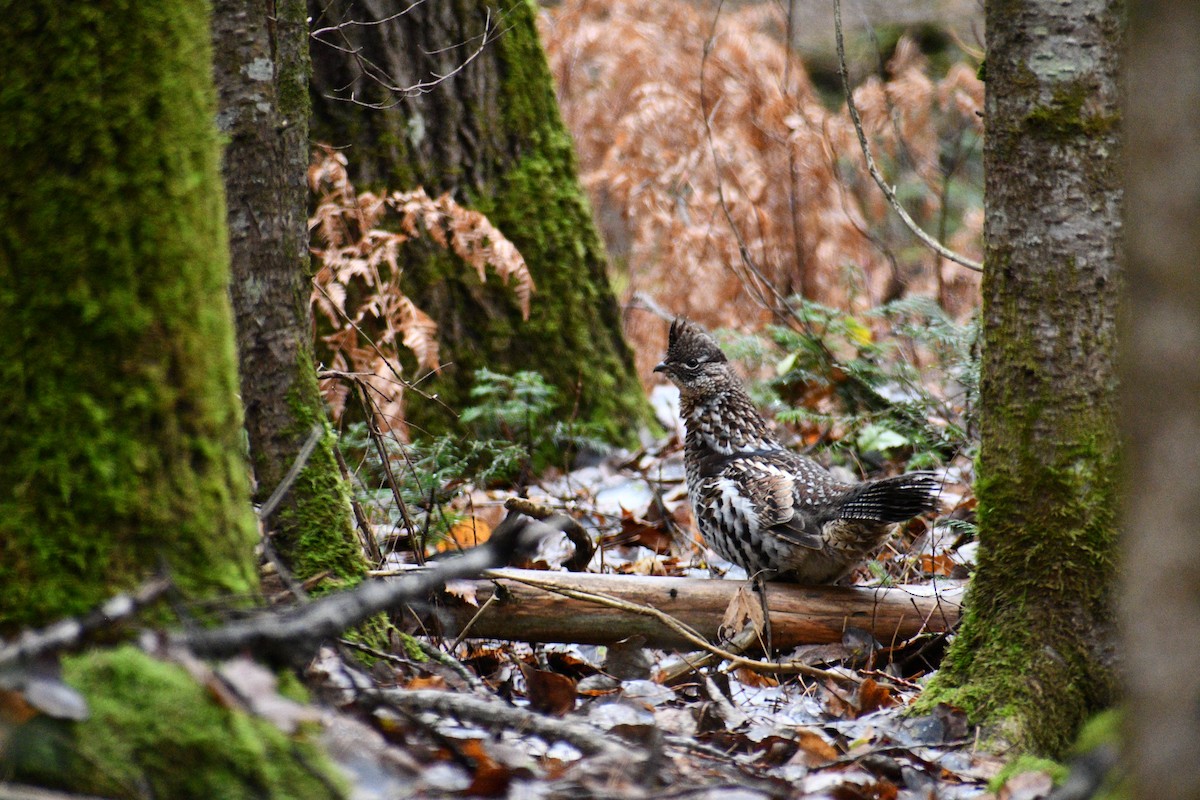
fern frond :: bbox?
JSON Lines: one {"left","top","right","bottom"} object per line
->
{"left": 307, "top": 147, "right": 535, "bottom": 433}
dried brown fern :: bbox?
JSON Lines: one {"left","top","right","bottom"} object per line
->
{"left": 539, "top": 0, "right": 983, "bottom": 378}
{"left": 308, "top": 147, "right": 535, "bottom": 431}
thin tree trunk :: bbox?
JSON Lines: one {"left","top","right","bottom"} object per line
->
{"left": 213, "top": 0, "right": 367, "bottom": 583}
{"left": 307, "top": 0, "right": 651, "bottom": 442}
{"left": 1122, "top": 0, "right": 1200, "bottom": 795}
{"left": 920, "top": 0, "right": 1123, "bottom": 755}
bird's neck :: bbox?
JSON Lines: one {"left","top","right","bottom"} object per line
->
{"left": 680, "top": 383, "right": 781, "bottom": 456}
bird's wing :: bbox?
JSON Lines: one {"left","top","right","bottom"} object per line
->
{"left": 731, "top": 464, "right": 824, "bottom": 550}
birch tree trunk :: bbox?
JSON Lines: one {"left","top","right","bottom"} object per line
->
{"left": 920, "top": 0, "right": 1123, "bottom": 755}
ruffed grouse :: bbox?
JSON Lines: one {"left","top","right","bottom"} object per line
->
{"left": 655, "top": 319, "right": 940, "bottom": 584}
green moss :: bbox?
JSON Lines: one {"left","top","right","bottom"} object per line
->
{"left": 463, "top": 0, "right": 651, "bottom": 443}
{"left": 398, "top": 631, "right": 429, "bottom": 662}
{"left": 920, "top": 393, "right": 1118, "bottom": 753}
{"left": 1024, "top": 81, "right": 1119, "bottom": 141}
{"left": 1069, "top": 709, "right": 1128, "bottom": 800}
{"left": 990, "top": 755, "right": 1069, "bottom": 793}
{"left": 1074, "top": 708, "right": 1120, "bottom": 754}
{"left": 0, "top": 0, "right": 258, "bottom": 630}
{"left": 917, "top": 237, "right": 1118, "bottom": 757}
{"left": 3, "top": 647, "right": 345, "bottom": 799}
{"left": 273, "top": 0, "right": 310, "bottom": 129}
{"left": 273, "top": 357, "right": 393, "bottom": 651}
{"left": 312, "top": 0, "right": 652, "bottom": 446}
{"left": 269, "top": 351, "right": 365, "bottom": 585}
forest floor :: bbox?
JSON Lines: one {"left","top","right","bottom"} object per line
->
{"left": 279, "top": 388, "right": 1059, "bottom": 800}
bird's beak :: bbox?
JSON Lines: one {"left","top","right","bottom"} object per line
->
{"left": 653, "top": 361, "right": 668, "bottom": 374}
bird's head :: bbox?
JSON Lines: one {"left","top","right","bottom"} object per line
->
{"left": 653, "top": 318, "right": 734, "bottom": 398}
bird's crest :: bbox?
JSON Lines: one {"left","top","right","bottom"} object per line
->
{"left": 666, "top": 318, "right": 727, "bottom": 365}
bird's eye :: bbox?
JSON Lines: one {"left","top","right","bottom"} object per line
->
{"left": 683, "top": 358, "right": 702, "bottom": 370}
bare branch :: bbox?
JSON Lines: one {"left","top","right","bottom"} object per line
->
{"left": 833, "top": 0, "right": 983, "bottom": 273}
{"left": 174, "top": 511, "right": 565, "bottom": 663}
{"left": 363, "top": 687, "right": 631, "bottom": 759}
{"left": 0, "top": 578, "right": 172, "bottom": 668}
{"left": 311, "top": 6, "right": 504, "bottom": 109}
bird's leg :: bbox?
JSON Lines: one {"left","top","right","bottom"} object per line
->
{"left": 752, "top": 571, "right": 774, "bottom": 656}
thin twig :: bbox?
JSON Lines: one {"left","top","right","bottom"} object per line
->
{"left": 310, "top": 6, "right": 504, "bottom": 108}
{"left": 366, "top": 687, "right": 633, "bottom": 758}
{"left": 334, "top": 444, "right": 384, "bottom": 565}
{"left": 258, "top": 424, "right": 326, "bottom": 520}
{"left": 833, "top": 0, "right": 983, "bottom": 273}
{"left": 354, "top": 378, "right": 424, "bottom": 565}
{"left": 447, "top": 593, "right": 501, "bottom": 652}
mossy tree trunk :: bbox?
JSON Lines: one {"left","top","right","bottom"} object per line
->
{"left": 307, "top": 0, "right": 650, "bottom": 442}
{"left": 0, "top": 4, "right": 345, "bottom": 795}
{"left": 920, "top": 0, "right": 1123, "bottom": 755}
{"left": 0, "top": 1, "right": 259, "bottom": 629}
{"left": 212, "top": 0, "right": 368, "bottom": 584}
{"left": 1122, "top": 0, "right": 1200, "bottom": 794}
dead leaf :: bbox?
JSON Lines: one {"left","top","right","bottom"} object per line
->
{"left": 790, "top": 727, "right": 840, "bottom": 766}
{"left": 460, "top": 739, "right": 513, "bottom": 798}
{"left": 830, "top": 778, "right": 899, "bottom": 800}
{"left": 443, "top": 579, "right": 480, "bottom": 607}
{"left": 733, "top": 667, "right": 778, "bottom": 688}
{"left": 999, "top": 769, "right": 1054, "bottom": 800}
{"left": 519, "top": 662, "right": 577, "bottom": 717}
{"left": 608, "top": 508, "right": 675, "bottom": 554}
{"left": 719, "top": 583, "right": 765, "bottom": 642}
{"left": 919, "top": 553, "right": 959, "bottom": 576}
{"left": 0, "top": 687, "right": 39, "bottom": 725}
{"left": 856, "top": 678, "right": 896, "bottom": 716}
{"left": 440, "top": 518, "right": 492, "bottom": 551}
{"left": 602, "top": 636, "right": 652, "bottom": 681}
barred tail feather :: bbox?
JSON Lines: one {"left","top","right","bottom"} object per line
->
{"left": 836, "top": 473, "right": 941, "bottom": 522}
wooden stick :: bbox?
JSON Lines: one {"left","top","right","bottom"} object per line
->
{"left": 433, "top": 568, "right": 961, "bottom": 651}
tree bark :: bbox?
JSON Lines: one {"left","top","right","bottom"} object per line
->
{"left": 0, "top": 3, "right": 342, "bottom": 794}
{"left": 212, "top": 0, "right": 366, "bottom": 583}
{"left": 431, "top": 569, "right": 961, "bottom": 651}
{"left": 1122, "top": 0, "right": 1200, "bottom": 795}
{"left": 307, "top": 0, "right": 651, "bottom": 442}
{"left": 920, "top": 0, "right": 1123, "bottom": 755}
{"left": 0, "top": 0, "right": 259, "bottom": 629}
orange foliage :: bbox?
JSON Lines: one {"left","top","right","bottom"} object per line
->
{"left": 308, "top": 147, "right": 534, "bottom": 431}
{"left": 539, "top": 0, "right": 982, "bottom": 377}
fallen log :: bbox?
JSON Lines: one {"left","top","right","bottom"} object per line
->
{"left": 432, "top": 568, "right": 962, "bottom": 651}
